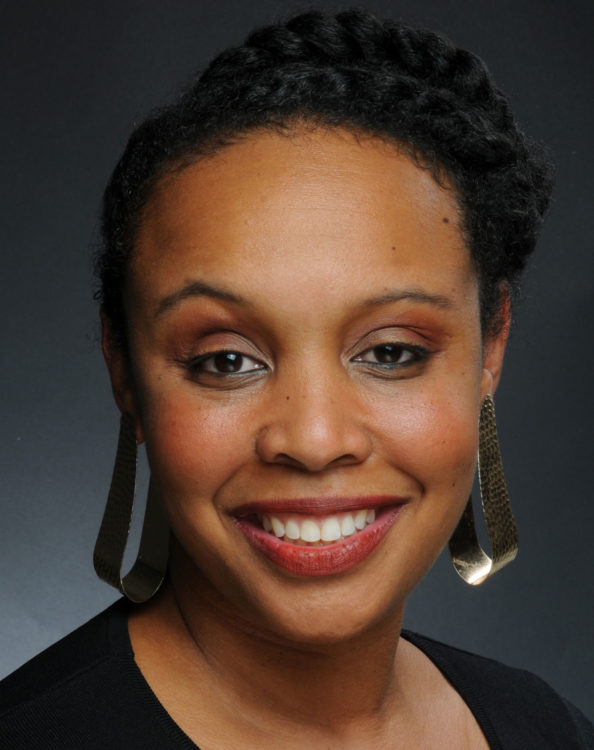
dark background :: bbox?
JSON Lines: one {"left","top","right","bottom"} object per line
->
{"left": 1, "top": 0, "right": 593, "bottom": 720}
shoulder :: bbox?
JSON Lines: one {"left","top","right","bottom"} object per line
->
{"left": 0, "top": 599, "right": 186, "bottom": 749}
{"left": 0, "top": 600, "right": 127, "bottom": 710}
{"left": 403, "top": 630, "right": 594, "bottom": 749}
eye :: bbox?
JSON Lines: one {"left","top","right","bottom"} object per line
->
{"left": 353, "top": 343, "right": 426, "bottom": 368}
{"left": 188, "top": 350, "right": 266, "bottom": 376}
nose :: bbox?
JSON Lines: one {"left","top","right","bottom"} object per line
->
{"left": 255, "top": 373, "right": 372, "bottom": 472}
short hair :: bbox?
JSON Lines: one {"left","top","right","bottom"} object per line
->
{"left": 95, "top": 7, "right": 553, "bottom": 347}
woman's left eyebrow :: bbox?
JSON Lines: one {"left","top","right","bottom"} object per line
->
{"left": 363, "top": 289, "right": 452, "bottom": 309}
{"left": 154, "top": 280, "right": 247, "bottom": 318}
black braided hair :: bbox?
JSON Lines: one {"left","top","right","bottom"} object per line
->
{"left": 95, "top": 8, "right": 553, "bottom": 347}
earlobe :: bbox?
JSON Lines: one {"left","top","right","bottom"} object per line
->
{"left": 100, "top": 312, "right": 144, "bottom": 443}
{"left": 481, "top": 368, "right": 494, "bottom": 397}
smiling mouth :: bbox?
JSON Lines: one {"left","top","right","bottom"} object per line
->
{"left": 233, "top": 498, "right": 406, "bottom": 577}
{"left": 258, "top": 509, "right": 376, "bottom": 546}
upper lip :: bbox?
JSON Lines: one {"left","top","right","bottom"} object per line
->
{"left": 232, "top": 495, "right": 407, "bottom": 517}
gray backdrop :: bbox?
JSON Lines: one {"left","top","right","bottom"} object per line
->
{"left": 1, "top": 0, "right": 593, "bottom": 720}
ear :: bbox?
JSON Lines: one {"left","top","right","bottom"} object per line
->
{"left": 101, "top": 312, "right": 144, "bottom": 443}
{"left": 481, "top": 285, "right": 511, "bottom": 399}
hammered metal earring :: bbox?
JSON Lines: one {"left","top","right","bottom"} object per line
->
{"left": 449, "top": 394, "right": 518, "bottom": 585}
{"left": 93, "top": 412, "right": 170, "bottom": 602}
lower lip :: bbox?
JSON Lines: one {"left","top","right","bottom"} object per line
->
{"left": 234, "top": 506, "right": 405, "bottom": 577}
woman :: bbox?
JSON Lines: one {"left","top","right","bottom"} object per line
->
{"left": 1, "top": 8, "right": 592, "bottom": 748}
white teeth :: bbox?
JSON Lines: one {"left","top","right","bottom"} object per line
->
{"left": 321, "top": 517, "right": 341, "bottom": 542}
{"left": 284, "top": 519, "right": 301, "bottom": 540}
{"left": 270, "top": 517, "right": 285, "bottom": 538}
{"left": 354, "top": 509, "right": 367, "bottom": 530}
{"left": 260, "top": 508, "right": 378, "bottom": 545}
{"left": 341, "top": 514, "right": 356, "bottom": 537}
{"left": 301, "top": 520, "right": 321, "bottom": 543}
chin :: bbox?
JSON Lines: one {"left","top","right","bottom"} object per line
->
{"left": 240, "top": 570, "right": 411, "bottom": 648}
{"left": 257, "top": 602, "right": 391, "bottom": 648}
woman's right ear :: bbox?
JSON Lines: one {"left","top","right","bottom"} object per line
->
{"left": 101, "top": 312, "right": 143, "bottom": 441}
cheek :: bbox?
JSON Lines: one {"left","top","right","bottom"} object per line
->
{"left": 369, "top": 386, "right": 479, "bottom": 495}
{"left": 364, "top": 385, "right": 479, "bottom": 591}
{"left": 140, "top": 390, "right": 253, "bottom": 501}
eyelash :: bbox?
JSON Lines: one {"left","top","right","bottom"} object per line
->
{"left": 182, "top": 342, "right": 429, "bottom": 381}
{"left": 352, "top": 343, "right": 429, "bottom": 370}
{"left": 184, "top": 350, "right": 266, "bottom": 377}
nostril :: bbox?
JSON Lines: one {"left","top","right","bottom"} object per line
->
{"left": 327, "top": 453, "right": 359, "bottom": 468}
{"left": 266, "top": 451, "right": 361, "bottom": 473}
{"left": 274, "top": 452, "right": 300, "bottom": 467}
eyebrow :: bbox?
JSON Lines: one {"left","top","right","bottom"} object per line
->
{"left": 154, "top": 280, "right": 247, "bottom": 318}
{"left": 363, "top": 289, "right": 452, "bottom": 309}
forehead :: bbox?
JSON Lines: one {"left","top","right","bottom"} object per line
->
{"left": 129, "top": 128, "right": 473, "bottom": 312}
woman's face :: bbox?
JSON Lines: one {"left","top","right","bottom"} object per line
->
{"left": 108, "top": 128, "right": 506, "bottom": 642}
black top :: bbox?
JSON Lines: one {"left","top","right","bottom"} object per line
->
{"left": 1, "top": 599, "right": 592, "bottom": 749}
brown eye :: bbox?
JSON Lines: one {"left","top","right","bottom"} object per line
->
{"left": 214, "top": 352, "right": 244, "bottom": 373}
{"left": 372, "top": 344, "right": 408, "bottom": 364}
{"left": 188, "top": 350, "right": 266, "bottom": 376}
{"left": 352, "top": 342, "right": 428, "bottom": 371}
{"left": 357, "top": 344, "right": 414, "bottom": 365}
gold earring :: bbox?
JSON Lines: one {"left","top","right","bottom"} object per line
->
{"left": 93, "top": 413, "right": 169, "bottom": 602}
{"left": 449, "top": 394, "right": 518, "bottom": 585}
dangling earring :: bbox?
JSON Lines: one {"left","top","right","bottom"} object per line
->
{"left": 93, "top": 412, "right": 169, "bottom": 602}
{"left": 449, "top": 394, "right": 518, "bottom": 585}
